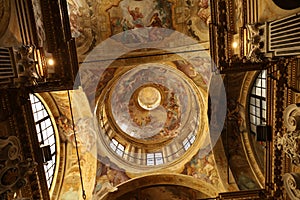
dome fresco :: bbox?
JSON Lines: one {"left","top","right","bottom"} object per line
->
{"left": 93, "top": 60, "right": 208, "bottom": 171}
{"left": 75, "top": 27, "right": 223, "bottom": 174}
{"left": 109, "top": 63, "right": 200, "bottom": 141}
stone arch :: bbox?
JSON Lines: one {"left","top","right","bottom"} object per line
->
{"left": 100, "top": 173, "right": 219, "bottom": 200}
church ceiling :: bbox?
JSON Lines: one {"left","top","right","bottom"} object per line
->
{"left": 24, "top": 0, "right": 300, "bottom": 199}
{"left": 53, "top": 0, "right": 233, "bottom": 198}
{"left": 51, "top": 2, "right": 231, "bottom": 194}
{"left": 1, "top": 0, "right": 300, "bottom": 199}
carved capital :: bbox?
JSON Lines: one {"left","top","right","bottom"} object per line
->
{"left": 283, "top": 173, "right": 300, "bottom": 200}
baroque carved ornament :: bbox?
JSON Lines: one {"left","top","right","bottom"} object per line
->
{"left": 0, "top": 136, "right": 37, "bottom": 196}
{"left": 283, "top": 173, "right": 300, "bottom": 200}
{"left": 277, "top": 104, "right": 300, "bottom": 166}
{"left": 15, "top": 45, "right": 40, "bottom": 86}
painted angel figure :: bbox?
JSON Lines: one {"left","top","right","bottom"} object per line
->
{"left": 127, "top": 6, "right": 144, "bottom": 28}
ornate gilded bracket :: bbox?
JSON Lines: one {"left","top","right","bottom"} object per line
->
{"left": 245, "top": 23, "right": 265, "bottom": 63}
{"left": 15, "top": 45, "right": 39, "bottom": 86}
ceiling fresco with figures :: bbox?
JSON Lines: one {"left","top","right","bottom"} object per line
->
{"left": 66, "top": 0, "right": 211, "bottom": 61}
{"left": 109, "top": 0, "right": 173, "bottom": 32}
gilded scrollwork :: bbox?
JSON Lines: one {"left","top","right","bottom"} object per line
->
{"left": 283, "top": 173, "right": 300, "bottom": 200}
{"left": 277, "top": 104, "right": 300, "bottom": 166}
{"left": 283, "top": 104, "right": 300, "bottom": 132}
{"left": 0, "top": 136, "right": 37, "bottom": 196}
{"left": 277, "top": 130, "right": 300, "bottom": 166}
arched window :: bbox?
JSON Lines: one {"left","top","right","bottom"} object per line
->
{"left": 110, "top": 138, "right": 125, "bottom": 157}
{"left": 29, "top": 94, "right": 56, "bottom": 189}
{"left": 146, "top": 152, "right": 164, "bottom": 166}
{"left": 249, "top": 70, "right": 267, "bottom": 134}
{"left": 183, "top": 133, "right": 196, "bottom": 151}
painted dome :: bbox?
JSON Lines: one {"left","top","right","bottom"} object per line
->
{"left": 109, "top": 63, "right": 200, "bottom": 141}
